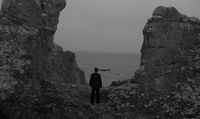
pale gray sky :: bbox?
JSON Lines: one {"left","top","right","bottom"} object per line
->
{"left": 0, "top": 0, "right": 199, "bottom": 53}
{"left": 54, "top": 0, "right": 200, "bottom": 53}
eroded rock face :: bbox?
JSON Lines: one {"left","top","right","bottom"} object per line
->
{"left": 105, "top": 6, "right": 200, "bottom": 119}
{"left": 0, "top": 0, "right": 86, "bottom": 118}
{"left": 1, "top": 0, "right": 66, "bottom": 30}
{"left": 137, "top": 6, "right": 200, "bottom": 92}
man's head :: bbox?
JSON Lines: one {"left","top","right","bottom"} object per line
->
{"left": 94, "top": 67, "right": 98, "bottom": 72}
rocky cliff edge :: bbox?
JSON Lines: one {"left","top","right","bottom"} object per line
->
{"left": 139, "top": 6, "right": 200, "bottom": 92}
{"left": 0, "top": 0, "right": 87, "bottom": 119}
{"left": 106, "top": 6, "right": 200, "bottom": 119}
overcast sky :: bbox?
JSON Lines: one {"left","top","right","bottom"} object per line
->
{"left": 55, "top": 0, "right": 200, "bottom": 53}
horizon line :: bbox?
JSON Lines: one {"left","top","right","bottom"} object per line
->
{"left": 70, "top": 50, "right": 141, "bottom": 54}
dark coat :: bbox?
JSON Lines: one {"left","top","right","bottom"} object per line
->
{"left": 89, "top": 72, "right": 102, "bottom": 88}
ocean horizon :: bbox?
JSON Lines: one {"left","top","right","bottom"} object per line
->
{"left": 75, "top": 51, "right": 141, "bottom": 86}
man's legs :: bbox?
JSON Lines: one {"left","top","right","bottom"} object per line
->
{"left": 90, "top": 88, "right": 95, "bottom": 104}
{"left": 96, "top": 88, "right": 100, "bottom": 104}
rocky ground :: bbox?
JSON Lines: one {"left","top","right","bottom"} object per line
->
{"left": 52, "top": 79, "right": 200, "bottom": 119}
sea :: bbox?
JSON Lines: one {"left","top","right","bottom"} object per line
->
{"left": 75, "top": 51, "right": 141, "bottom": 86}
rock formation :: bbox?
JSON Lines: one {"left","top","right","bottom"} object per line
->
{"left": 106, "top": 6, "right": 200, "bottom": 119}
{"left": 138, "top": 6, "right": 200, "bottom": 93}
{"left": 1, "top": 2, "right": 200, "bottom": 118}
{"left": 0, "top": 0, "right": 86, "bottom": 118}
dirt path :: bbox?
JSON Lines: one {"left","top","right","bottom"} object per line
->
{"left": 85, "top": 88, "right": 119, "bottom": 119}
{"left": 66, "top": 85, "right": 121, "bottom": 119}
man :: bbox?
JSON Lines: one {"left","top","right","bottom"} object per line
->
{"left": 89, "top": 67, "right": 102, "bottom": 104}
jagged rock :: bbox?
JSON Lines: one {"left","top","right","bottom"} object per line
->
{"left": 1, "top": 0, "right": 66, "bottom": 30}
{"left": 0, "top": 0, "right": 86, "bottom": 119}
{"left": 138, "top": 6, "right": 200, "bottom": 92}
{"left": 47, "top": 44, "right": 86, "bottom": 85}
{"left": 152, "top": 6, "right": 181, "bottom": 20}
{"left": 106, "top": 6, "right": 200, "bottom": 119}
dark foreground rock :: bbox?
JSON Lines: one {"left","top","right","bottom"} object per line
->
{"left": 0, "top": 0, "right": 87, "bottom": 119}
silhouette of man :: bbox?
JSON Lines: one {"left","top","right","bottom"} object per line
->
{"left": 89, "top": 67, "right": 102, "bottom": 104}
